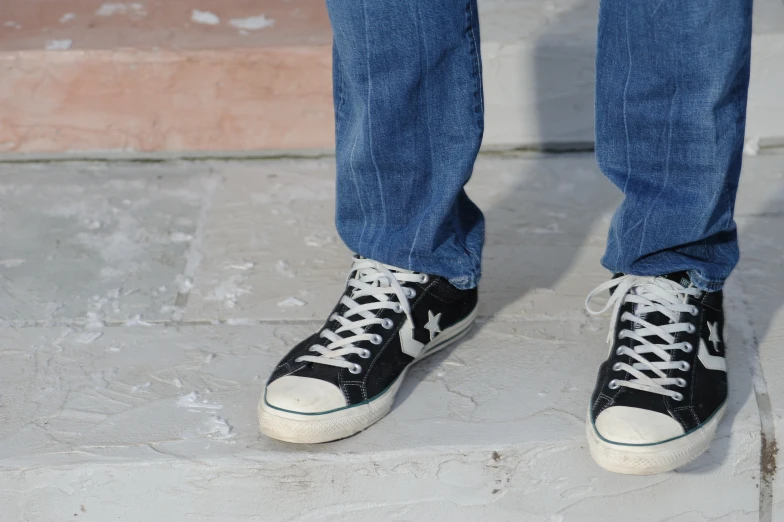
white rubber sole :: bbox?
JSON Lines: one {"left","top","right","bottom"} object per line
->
{"left": 586, "top": 402, "right": 727, "bottom": 475}
{"left": 258, "top": 307, "right": 478, "bottom": 444}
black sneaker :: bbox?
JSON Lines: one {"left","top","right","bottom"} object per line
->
{"left": 584, "top": 273, "right": 727, "bottom": 474}
{"left": 258, "top": 256, "right": 478, "bottom": 443}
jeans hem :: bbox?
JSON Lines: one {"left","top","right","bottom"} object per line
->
{"left": 349, "top": 246, "right": 480, "bottom": 291}
{"left": 447, "top": 274, "right": 479, "bottom": 290}
{"left": 686, "top": 270, "right": 726, "bottom": 293}
{"left": 601, "top": 259, "right": 727, "bottom": 293}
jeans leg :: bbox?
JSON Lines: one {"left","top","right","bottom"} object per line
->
{"left": 596, "top": 0, "right": 753, "bottom": 291}
{"left": 328, "top": 0, "right": 485, "bottom": 289}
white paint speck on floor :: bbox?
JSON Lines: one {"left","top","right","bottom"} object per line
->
{"left": 94, "top": 2, "right": 147, "bottom": 18}
{"left": 0, "top": 153, "right": 781, "bottom": 521}
{"left": 191, "top": 9, "right": 221, "bottom": 26}
{"left": 228, "top": 14, "right": 275, "bottom": 31}
{"left": 45, "top": 39, "right": 73, "bottom": 50}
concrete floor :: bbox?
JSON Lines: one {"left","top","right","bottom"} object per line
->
{"left": 0, "top": 152, "right": 782, "bottom": 521}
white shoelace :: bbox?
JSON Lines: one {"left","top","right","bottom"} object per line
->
{"left": 295, "top": 257, "right": 427, "bottom": 373}
{"left": 585, "top": 275, "right": 702, "bottom": 400}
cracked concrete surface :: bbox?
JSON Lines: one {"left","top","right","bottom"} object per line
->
{"left": 0, "top": 152, "right": 781, "bottom": 521}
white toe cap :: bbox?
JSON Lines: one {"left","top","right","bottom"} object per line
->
{"left": 594, "top": 406, "right": 685, "bottom": 444}
{"left": 265, "top": 376, "right": 347, "bottom": 414}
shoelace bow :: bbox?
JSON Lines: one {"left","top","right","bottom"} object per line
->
{"left": 295, "top": 258, "right": 427, "bottom": 372}
{"left": 585, "top": 275, "right": 702, "bottom": 400}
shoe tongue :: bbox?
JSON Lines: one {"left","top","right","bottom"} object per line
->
{"left": 629, "top": 272, "right": 692, "bottom": 298}
{"left": 662, "top": 271, "right": 693, "bottom": 288}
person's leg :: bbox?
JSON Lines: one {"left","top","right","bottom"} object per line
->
{"left": 586, "top": 0, "right": 752, "bottom": 474}
{"left": 259, "top": 0, "right": 485, "bottom": 443}
{"left": 330, "top": 0, "right": 485, "bottom": 290}
{"left": 597, "top": 0, "right": 752, "bottom": 291}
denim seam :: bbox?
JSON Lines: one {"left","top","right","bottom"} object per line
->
{"left": 722, "top": 39, "right": 751, "bottom": 235}
{"left": 447, "top": 199, "right": 481, "bottom": 286}
{"left": 407, "top": 0, "right": 430, "bottom": 271}
{"left": 451, "top": 0, "right": 483, "bottom": 286}
{"left": 449, "top": 216, "right": 480, "bottom": 281}
{"left": 616, "top": 1, "right": 633, "bottom": 269}
{"left": 465, "top": 0, "right": 484, "bottom": 121}
{"left": 687, "top": 269, "right": 725, "bottom": 292}
{"left": 360, "top": 0, "right": 387, "bottom": 256}
{"left": 335, "top": 49, "right": 369, "bottom": 254}
{"left": 713, "top": 9, "right": 750, "bottom": 271}
{"left": 349, "top": 130, "right": 367, "bottom": 253}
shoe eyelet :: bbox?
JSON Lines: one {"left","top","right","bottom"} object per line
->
{"left": 393, "top": 303, "right": 403, "bottom": 313}
{"left": 420, "top": 274, "right": 429, "bottom": 284}
{"left": 672, "top": 392, "right": 684, "bottom": 402}
{"left": 690, "top": 306, "right": 699, "bottom": 316}
{"left": 682, "top": 342, "right": 693, "bottom": 353}
{"left": 371, "top": 334, "right": 383, "bottom": 345}
{"left": 686, "top": 323, "right": 696, "bottom": 334}
{"left": 612, "top": 363, "right": 623, "bottom": 371}
{"left": 360, "top": 349, "right": 371, "bottom": 359}
{"left": 406, "top": 288, "right": 417, "bottom": 299}
{"left": 679, "top": 361, "right": 690, "bottom": 372}
{"left": 608, "top": 380, "right": 620, "bottom": 390}
{"left": 618, "top": 331, "right": 627, "bottom": 340}
{"left": 382, "top": 318, "right": 394, "bottom": 329}
{"left": 616, "top": 346, "right": 625, "bottom": 356}
{"left": 349, "top": 363, "right": 362, "bottom": 374}
{"left": 294, "top": 357, "right": 303, "bottom": 363}
{"left": 676, "top": 378, "right": 687, "bottom": 387}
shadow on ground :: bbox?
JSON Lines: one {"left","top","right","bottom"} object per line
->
{"left": 396, "top": 0, "right": 615, "bottom": 421}
{"left": 395, "top": 0, "right": 777, "bottom": 480}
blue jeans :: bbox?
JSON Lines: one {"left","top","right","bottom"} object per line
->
{"left": 328, "top": 0, "right": 753, "bottom": 292}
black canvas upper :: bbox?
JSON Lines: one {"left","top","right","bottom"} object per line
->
{"left": 590, "top": 272, "right": 728, "bottom": 433}
{"left": 267, "top": 267, "right": 477, "bottom": 407}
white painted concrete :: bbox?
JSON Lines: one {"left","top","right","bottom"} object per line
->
{"left": 0, "top": 153, "right": 781, "bottom": 520}
{"left": 730, "top": 156, "right": 784, "bottom": 521}
{"left": 0, "top": 162, "right": 215, "bottom": 323}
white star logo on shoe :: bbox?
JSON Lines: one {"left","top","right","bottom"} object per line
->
{"left": 707, "top": 321, "right": 721, "bottom": 353}
{"left": 424, "top": 310, "right": 442, "bottom": 341}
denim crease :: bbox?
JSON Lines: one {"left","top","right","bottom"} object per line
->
{"left": 596, "top": 0, "right": 753, "bottom": 291}
{"left": 328, "top": 0, "right": 485, "bottom": 290}
{"left": 327, "top": 0, "right": 752, "bottom": 291}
